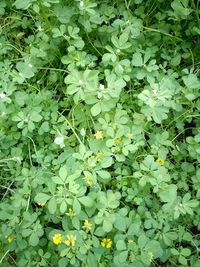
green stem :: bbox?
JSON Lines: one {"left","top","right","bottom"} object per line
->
{"left": 171, "top": 127, "right": 196, "bottom": 142}
{"left": 39, "top": 67, "right": 69, "bottom": 73}
{"left": 86, "top": 32, "right": 102, "bottom": 56}
{"left": 0, "top": 185, "right": 15, "bottom": 193}
{"left": 57, "top": 111, "right": 83, "bottom": 144}
{"left": 189, "top": 48, "right": 195, "bottom": 69}
{"left": 0, "top": 250, "right": 10, "bottom": 265}
{"left": 143, "top": 26, "right": 183, "bottom": 41}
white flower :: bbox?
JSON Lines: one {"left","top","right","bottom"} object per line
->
{"left": 80, "top": 128, "right": 86, "bottom": 136}
{"left": 0, "top": 93, "right": 6, "bottom": 99}
{"left": 153, "top": 89, "right": 157, "bottom": 95}
{"left": 19, "top": 73, "right": 23, "bottom": 77}
{"left": 1, "top": 112, "right": 6, "bottom": 116}
{"left": 54, "top": 132, "right": 65, "bottom": 148}
{"left": 99, "top": 84, "right": 104, "bottom": 91}
{"left": 38, "top": 26, "right": 42, "bottom": 31}
{"left": 79, "top": 80, "right": 84, "bottom": 85}
{"left": 24, "top": 118, "right": 28, "bottom": 123}
{"left": 116, "top": 49, "right": 121, "bottom": 54}
{"left": 80, "top": 1, "right": 84, "bottom": 6}
{"left": 28, "top": 64, "right": 33, "bottom": 68}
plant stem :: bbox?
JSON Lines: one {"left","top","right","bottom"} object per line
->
{"left": 143, "top": 26, "right": 183, "bottom": 41}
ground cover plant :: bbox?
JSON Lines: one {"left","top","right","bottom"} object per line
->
{"left": 0, "top": 0, "right": 200, "bottom": 266}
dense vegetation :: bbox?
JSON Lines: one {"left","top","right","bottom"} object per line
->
{"left": 0, "top": 0, "right": 200, "bottom": 266}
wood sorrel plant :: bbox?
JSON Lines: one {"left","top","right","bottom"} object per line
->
{"left": 0, "top": 0, "right": 199, "bottom": 266}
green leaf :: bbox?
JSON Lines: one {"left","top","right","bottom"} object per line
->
{"left": 87, "top": 252, "right": 98, "bottom": 267}
{"left": 14, "top": 0, "right": 32, "bottom": 9}
{"left": 96, "top": 170, "right": 111, "bottom": 180}
{"left": 181, "top": 248, "right": 191, "bottom": 257}
{"left": 30, "top": 111, "right": 42, "bottom": 122}
{"left": 58, "top": 258, "right": 68, "bottom": 267}
{"left": 73, "top": 198, "right": 81, "bottom": 213}
{"left": 179, "top": 255, "right": 187, "bottom": 265}
{"left": 91, "top": 103, "right": 101, "bottom": 116}
{"left": 29, "top": 233, "right": 39, "bottom": 246}
{"left": 183, "top": 74, "right": 200, "bottom": 89}
{"left": 145, "top": 240, "right": 163, "bottom": 258}
{"left": 60, "top": 200, "right": 67, "bottom": 213}
{"left": 114, "top": 216, "right": 126, "bottom": 232}
{"left": 34, "top": 193, "right": 51, "bottom": 203}
{"left": 127, "top": 222, "right": 141, "bottom": 235}
{"left": 103, "top": 220, "right": 113, "bottom": 232}
{"left": 138, "top": 234, "right": 148, "bottom": 249}
{"left": 48, "top": 197, "right": 57, "bottom": 214}
{"left": 53, "top": 5, "right": 73, "bottom": 23}
{"left": 59, "top": 166, "right": 68, "bottom": 180}
{"left": 16, "top": 62, "right": 34, "bottom": 78}
{"left": 52, "top": 176, "right": 65, "bottom": 185}
{"left": 132, "top": 53, "right": 143, "bottom": 66}
{"left": 78, "top": 196, "right": 94, "bottom": 207}
{"left": 118, "top": 251, "right": 128, "bottom": 263}
{"left": 171, "top": 248, "right": 179, "bottom": 256}
{"left": 116, "top": 240, "right": 126, "bottom": 251}
{"left": 159, "top": 185, "right": 177, "bottom": 202}
{"left": 72, "top": 216, "right": 80, "bottom": 230}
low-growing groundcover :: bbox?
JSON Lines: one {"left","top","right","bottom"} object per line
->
{"left": 0, "top": 0, "right": 200, "bottom": 266}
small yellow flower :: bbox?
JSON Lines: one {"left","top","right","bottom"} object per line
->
{"left": 38, "top": 202, "right": 46, "bottom": 206}
{"left": 53, "top": 233, "right": 62, "bottom": 245}
{"left": 94, "top": 131, "right": 103, "bottom": 140}
{"left": 64, "top": 234, "right": 76, "bottom": 246}
{"left": 114, "top": 137, "right": 121, "bottom": 142}
{"left": 101, "top": 238, "right": 112, "bottom": 248}
{"left": 65, "top": 208, "right": 76, "bottom": 217}
{"left": 7, "top": 237, "right": 13, "bottom": 243}
{"left": 95, "top": 152, "right": 105, "bottom": 162}
{"left": 83, "top": 175, "right": 93, "bottom": 186}
{"left": 148, "top": 251, "right": 154, "bottom": 261}
{"left": 51, "top": 167, "right": 56, "bottom": 172}
{"left": 82, "top": 220, "right": 92, "bottom": 231}
{"left": 156, "top": 158, "right": 165, "bottom": 165}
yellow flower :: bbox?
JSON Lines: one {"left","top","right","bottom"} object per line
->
{"left": 83, "top": 175, "right": 93, "bottom": 186}
{"left": 53, "top": 233, "right": 62, "bottom": 245}
{"left": 64, "top": 234, "right": 76, "bottom": 246}
{"left": 7, "top": 237, "right": 13, "bottom": 243}
{"left": 82, "top": 220, "right": 92, "bottom": 231}
{"left": 38, "top": 202, "right": 46, "bottom": 206}
{"left": 114, "top": 137, "right": 121, "bottom": 142}
{"left": 51, "top": 167, "right": 56, "bottom": 172}
{"left": 94, "top": 131, "right": 103, "bottom": 140}
{"left": 148, "top": 251, "right": 154, "bottom": 261}
{"left": 101, "top": 238, "right": 112, "bottom": 248}
{"left": 156, "top": 158, "right": 165, "bottom": 165}
{"left": 96, "top": 152, "right": 105, "bottom": 162}
{"left": 66, "top": 208, "right": 76, "bottom": 217}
